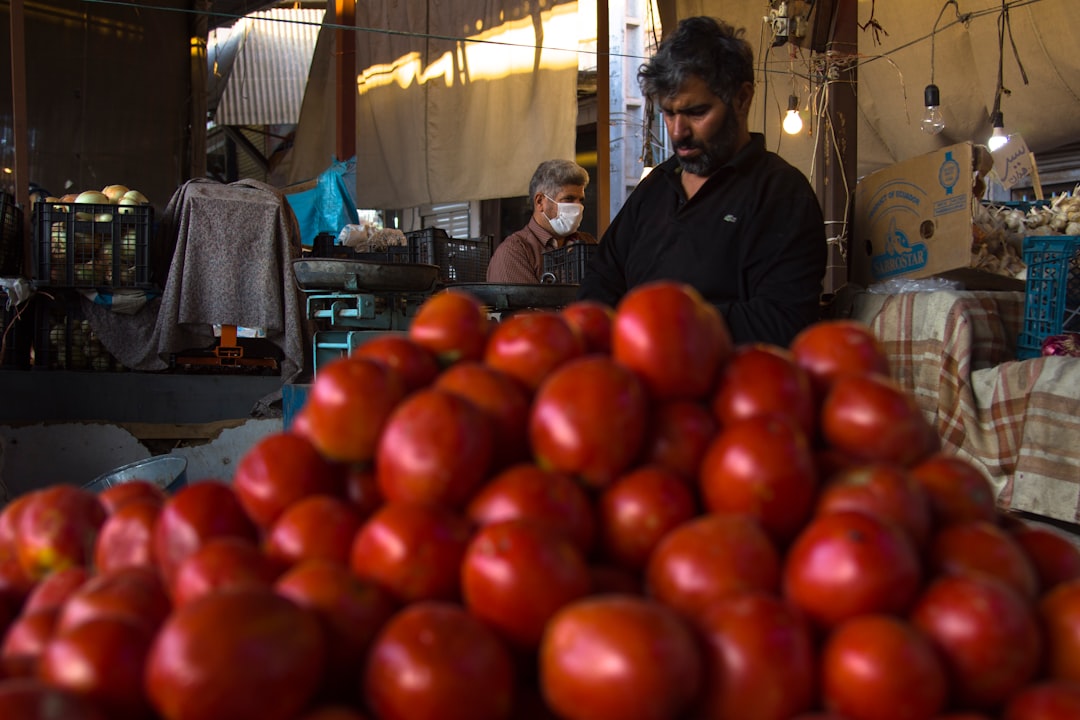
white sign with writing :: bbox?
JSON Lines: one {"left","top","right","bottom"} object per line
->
{"left": 991, "top": 132, "right": 1033, "bottom": 189}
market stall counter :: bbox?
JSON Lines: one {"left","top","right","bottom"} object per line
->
{"left": 842, "top": 288, "right": 1080, "bottom": 524}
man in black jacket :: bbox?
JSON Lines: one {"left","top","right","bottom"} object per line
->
{"left": 578, "top": 16, "right": 827, "bottom": 348}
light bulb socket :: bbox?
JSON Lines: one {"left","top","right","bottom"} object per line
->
{"left": 990, "top": 110, "right": 1005, "bottom": 129}
{"left": 923, "top": 84, "right": 941, "bottom": 108}
{"left": 787, "top": 95, "right": 799, "bottom": 112}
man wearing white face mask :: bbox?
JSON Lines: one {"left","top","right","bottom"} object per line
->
{"left": 486, "top": 159, "right": 597, "bottom": 284}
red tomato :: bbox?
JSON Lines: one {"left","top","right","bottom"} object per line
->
{"left": 0, "top": 678, "right": 107, "bottom": 719}
{"left": 275, "top": 559, "right": 397, "bottom": 701}
{"left": 375, "top": 388, "right": 494, "bottom": 508}
{"left": 912, "top": 574, "right": 1041, "bottom": 710}
{"left": 712, "top": 343, "right": 816, "bottom": 437}
{"left": 15, "top": 485, "right": 105, "bottom": 582}
{"left": 264, "top": 495, "right": 363, "bottom": 567}
{"left": 930, "top": 520, "right": 1039, "bottom": 600}
{"left": 22, "top": 566, "right": 90, "bottom": 615}
{"left": 39, "top": 615, "right": 153, "bottom": 718}
{"left": 789, "top": 320, "right": 890, "bottom": 401}
{"left": 93, "top": 498, "right": 161, "bottom": 573}
{"left": 151, "top": 481, "right": 258, "bottom": 587}
{"left": 233, "top": 431, "right": 346, "bottom": 528}
{"left": 529, "top": 355, "right": 647, "bottom": 488}
{"left": 560, "top": 300, "right": 614, "bottom": 355}
{"left": 97, "top": 478, "right": 167, "bottom": 515}
{"left": 1011, "top": 523, "right": 1080, "bottom": 594}
{"left": 342, "top": 467, "right": 383, "bottom": 521}
{"left": 0, "top": 496, "right": 35, "bottom": 604}
{"left": 646, "top": 513, "right": 780, "bottom": 621}
{"left": 588, "top": 564, "right": 643, "bottom": 595}
{"left": 700, "top": 414, "right": 817, "bottom": 546}
{"left": 612, "top": 281, "right": 732, "bottom": 401}
{"left": 434, "top": 362, "right": 532, "bottom": 471}
{"left": 783, "top": 510, "right": 922, "bottom": 628}
{"left": 1003, "top": 681, "right": 1080, "bottom": 720}
{"left": 466, "top": 463, "right": 596, "bottom": 556}
{"left": 351, "top": 333, "right": 440, "bottom": 392}
{"left": 171, "top": 536, "right": 281, "bottom": 607}
{"left": 462, "top": 519, "right": 590, "bottom": 648}
{"left": 349, "top": 502, "right": 472, "bottom": 603}
{"left": 364, "top": 601, "right": 514, "bottom": 720}
{"left": 909, "top": 454, "right": 998, "bottom": 529}
{"left": 147, "top": 589, "right": 325, "bottom": 720}
{"left": 483, "top": 311, "right": 586, "bottom": 392}
{"left": 598, "top": 465, "right": 698, "bottom": 571}
{"left": 815, "top": 464, "right": 932, "bottom": 550}
{"left": 640, "top": 399, "right": 717, "bottom": 481}
{"left": 297, "top": 707, "right": 371, "bottom": 720}
{"left": 55, "top": 565, "right": 171, "bottom": 635}
{"left": 302, "top": 356, "right": 408, "bottom": 464}
{"left": 821, "top": 614, "right": 947, "bottom": 720}
{"left": 408, "top": 289, "right": 492, "bottom": 365}
{"left": 821, "top": 373, "right": 936, "bottom": 468}
{"left": 540, "top": 594, "right": 702, "bottom": 720}
{"left": 0, "top": 608, "right": 59, "bottom": 678}
{"left": 694, "top": 592, "right": 816, "bottom": 720}
{"left": 1039, "top": 579, "right": 1080, "bottom": 684}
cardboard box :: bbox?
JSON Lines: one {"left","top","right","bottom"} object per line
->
{"left": 851, "top": 142, "right": 1025, "bottom": 291}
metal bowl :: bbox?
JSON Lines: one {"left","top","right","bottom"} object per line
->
{"left": 83, "top": 455, "right": 189, "bottom": 495}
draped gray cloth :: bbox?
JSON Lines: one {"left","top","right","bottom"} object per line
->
{"left": 85, "top": 178, "right": 307, "bottom": 384}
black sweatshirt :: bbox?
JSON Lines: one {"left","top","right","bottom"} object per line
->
{"left": 578, "top": 134, "right": 827, "bottom": 348}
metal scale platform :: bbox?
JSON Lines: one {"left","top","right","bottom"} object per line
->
{"left": 293, "top": 257, "right": 440, "bottom": 374}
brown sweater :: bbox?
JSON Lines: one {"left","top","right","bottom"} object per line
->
{"left": 486, "top": 217, "right": 597, "bottom": 283}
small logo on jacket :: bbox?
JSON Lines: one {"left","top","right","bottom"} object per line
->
{"left": 723, "top": 214, "right": 737, "bottom": 223}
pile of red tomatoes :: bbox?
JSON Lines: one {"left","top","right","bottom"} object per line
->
{"left": 1, "top": 280, "right": 1079, "bottom": 720}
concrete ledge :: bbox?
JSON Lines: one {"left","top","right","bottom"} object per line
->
{"left": 0, "top": 371, "right": 284, "bottom": 425}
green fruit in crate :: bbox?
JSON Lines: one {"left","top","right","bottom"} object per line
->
{"left": 74, "top": 233, "right": 96, "bottom": 264}
{"left": 74, "top": 263, "right": 95, "bottom": 284}
{"left": 50, "top": 223, "right": 67, "bottom": 253}
{"left": 93, "top": 258, "right": 112, "bottom": 285}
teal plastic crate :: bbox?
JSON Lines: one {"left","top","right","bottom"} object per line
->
{"left": 1017, "top": 235, "right": 1080, "bottom": 359}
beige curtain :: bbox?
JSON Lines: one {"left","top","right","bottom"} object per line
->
{"left": 354, "top": 0, "right": 581, "bottom": 209}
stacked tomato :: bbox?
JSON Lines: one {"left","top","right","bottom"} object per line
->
{"left": 2, "top": 281, "right": 1080, "bottom": 719}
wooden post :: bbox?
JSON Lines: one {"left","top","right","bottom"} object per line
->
{"left": 9, "top": 0, "right": 31, "bottom": 275}
{"left": 596, "top": 0, "right": 611, "bottom": 236}
{"left": 813, "top": 0, "right": 858, "bottom": 297}
{"left": 190, "top": 0, "right": 211, "bottom": 180}
{"left": 334, "top": 0, "right": 357, "bottom": 162}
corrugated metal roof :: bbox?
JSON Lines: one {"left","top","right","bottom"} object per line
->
{"left": 215, "top": 8, "right": 323, "bottom": 126}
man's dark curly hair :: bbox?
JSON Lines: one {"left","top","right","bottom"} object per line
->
{"left": 638, "top": 16, "right": 755, "bottom": 105}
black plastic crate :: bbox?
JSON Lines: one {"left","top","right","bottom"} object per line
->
{"left": 352, "top": 246, "right": 412, "bottom": 264}
{"left": 32, "top": 202, "right": 153, "bottom": 288}
{"left": 33, "top": 293, "right": 122, "bottom": 371}
{"left": 405, "top": 228, "right": 492, "bottom": 283}
{"left": 0, "top": 301, "right": 32, "bottom": 370}
{"left": 1017, "top": 235, "right": 1080, "bottom": 359}
{"left": 0, "top": 192, "right": 24, "bottom": 277}
{"left": 542, "top": 243, "right": 598, "bottom": 284}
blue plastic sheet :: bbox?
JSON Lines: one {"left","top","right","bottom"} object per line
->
{"left": 284, "top": 158, "right": 359, "bottom": 247}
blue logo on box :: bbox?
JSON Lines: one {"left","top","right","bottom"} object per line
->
{"left": 938, "top": 150, "right": 960, "bottom": 196}
{"left": 871, "top": 217, "right": 928, "bottom": 278}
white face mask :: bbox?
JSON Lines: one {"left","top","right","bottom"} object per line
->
{"left": 544, "top": 194, "right": 584, "bottom": 237}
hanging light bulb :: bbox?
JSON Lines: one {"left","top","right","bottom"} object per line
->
{"left": 920, "top": 84, "right": 945, "bottom": 135}
{"left": 782, "top": 95, "right": 803, "bottom": 135}
{"left": 987, "top": 110, "right": 1009, "bottom": 151}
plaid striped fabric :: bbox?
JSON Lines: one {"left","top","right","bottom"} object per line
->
{"left": 852, "top": 290, "right": 1080, "bottom": 523}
